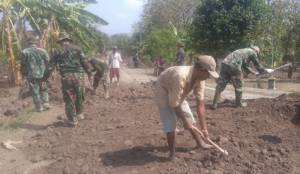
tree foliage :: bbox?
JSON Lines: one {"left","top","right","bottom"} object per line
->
{"left": 134, "top": 0, "right": 199, "bottom": 61}
{"left": 189, "top": 0, "right": 270, "bottom": 58}
{"left": 131, "top": 0, "right": 300, "bottom": 66}
{"left": 0, "top": 0, "right": 107, "bottom": 86}
{"left": 139, "top": 0, "right": 199, "bottom": 33}
{"left": 144, "top": 28, "right": 177, "bottom": 62}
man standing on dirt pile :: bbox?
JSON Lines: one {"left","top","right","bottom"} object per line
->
{"left": 88, "top": 58, "right": 110, "bottom": 99}
{"left": 212, "top": 46, "right": 273, "bottom": 109}
{"left": 154, "top": 55, "right": 219, "bottom": 160}
{"left": 20, "top": 37, "right": 51, "bottom": 112}
{"left": 46, "top": 32, "right": 93, "bottom": 126}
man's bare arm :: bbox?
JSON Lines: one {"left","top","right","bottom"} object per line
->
{"left": 196, "top": 99, "right": 208, "bottom": 137}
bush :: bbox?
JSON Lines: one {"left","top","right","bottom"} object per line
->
{"left": 144, "top": 28, "right": 177, "bottom": 63}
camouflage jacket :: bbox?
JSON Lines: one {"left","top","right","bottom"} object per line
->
{"left": 222, "top": 48, "right": 265, "bottom": 74}
{"left": 89, "top": 58, "right": 108, "bottom": 75}
{"left": 49, "top": 44, "right": 92, "bottom": 76}
{"left": 21, "top": 46, "right": 50, "bottom": 79}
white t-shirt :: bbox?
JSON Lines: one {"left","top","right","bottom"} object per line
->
{"left": 109, "top": 52, "right": 123, "bottom": 68}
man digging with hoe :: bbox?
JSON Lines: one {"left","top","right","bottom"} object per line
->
{"left": 154, "top": 55, "right": 220, "bottom": 160}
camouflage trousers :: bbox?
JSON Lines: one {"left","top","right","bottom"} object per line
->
{"left": 28, "top": 78, "right": 49, "bottom": 109}
{"left": 216, "top": 63, "right": 243, "bottom": 93}
{"left": 93, "top": 69, "right": 109, "bottom": 92}
{"left": 61, "top": 73, "right": 85, "bottom": 121}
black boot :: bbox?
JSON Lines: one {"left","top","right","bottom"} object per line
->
{"left": 212, "top": 89, "right": 221, "bottom": 109}
{"left": 235, "top": 91, "right": 247, "bottom": 107}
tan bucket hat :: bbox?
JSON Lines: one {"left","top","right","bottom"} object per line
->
{"left": 194, "top": 55, "right": 219, "bottom": 79}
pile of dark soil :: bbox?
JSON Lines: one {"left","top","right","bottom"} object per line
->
{"left": 22, "top": 83, "right": 300, "bottom": 174}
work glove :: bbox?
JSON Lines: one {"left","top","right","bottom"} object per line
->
{"left": 265, "top": 69, "right": 274, "bottom": 73}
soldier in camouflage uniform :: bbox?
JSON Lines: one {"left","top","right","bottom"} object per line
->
{"left": 21, "top": 37, "right": 51, "bottom": 112}
{"left": 89, "top": 58, "right": 109, "bottom": 98}
{"left": 212, "top": 46, "right": 269, "bottom": 109}
{"left": 48, "top": 33, "right": 92, "bottom": 126}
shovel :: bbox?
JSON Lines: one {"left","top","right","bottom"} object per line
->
{"left": 257, "top": 63, "right": 292, "bottom": 78}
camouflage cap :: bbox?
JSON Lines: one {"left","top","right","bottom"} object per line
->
{"left": 250, "top": 46, "right": 260, "bottom": 54}
{"left": 57, "top": 32, "right": 73, "bottom": 43}
{"left": 194, "top": 55, "right": 219, "bottom": 79}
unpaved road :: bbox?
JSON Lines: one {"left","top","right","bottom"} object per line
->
{"left": 0, "top": 66, "right": 299, "bottom": 174}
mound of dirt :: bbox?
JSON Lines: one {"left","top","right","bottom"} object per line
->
{"left": 22, "top": 82, "right": 300, "bottom": 174}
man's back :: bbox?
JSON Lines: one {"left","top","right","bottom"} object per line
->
{"left": 222, "top": 48, "right": 257, "bottom": 70}
{"left": 22, "top": 47, "right": 49, "bottom": 79}
{"left": 156, "top": 66, "right": 205, "bottom": 108}
{"left": 52, "top": 45, "right": 90, "bottom": 74}
{"left": 90, "top": 58, "right": 108, "bottom": 74}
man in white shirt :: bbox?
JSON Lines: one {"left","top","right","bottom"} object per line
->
{"left": 108, "top": 46, "right": 123, "bottom": 85}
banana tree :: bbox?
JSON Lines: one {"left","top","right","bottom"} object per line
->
{"left": 0, "top": 0, "right": 25, "bottom": 86}
{"left": 0, "top": 0, "right": 107, "bottom": 86}
{"left": 23, "top": 0, "right": 108, "bottom": 52}
{"left": 0, "top": 0, "right": 46, "bottom": 86}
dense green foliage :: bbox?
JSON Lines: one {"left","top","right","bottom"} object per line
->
{"left": 135, "top": 0, "right": 199, "bottom": 62}
{"left": 128, "top": 0, "right": 300, "bottom": 67}
{"left": 189, "top": 0, "right": 270, "bottom": 58}
{"left": 144, "top": 28, "right": 177, "bottom": 62}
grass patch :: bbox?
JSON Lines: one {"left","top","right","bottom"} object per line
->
{"left": 0, "top": 108, "right": 36, "bottom": 131}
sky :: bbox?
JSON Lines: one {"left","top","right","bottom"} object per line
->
{"left": 86, "top": 0, "right": 144, "bottom": 35}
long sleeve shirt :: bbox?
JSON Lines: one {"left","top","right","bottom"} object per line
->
{"left": 222, "top": 48, "right": 265, "bottom": 74}
{"left": 21, "top": 45, "right": 50, "bottom": 79}
{"left": 49, "top": 44, "right": 93, "bottom": 76}
{"left": 109, "top": 52, "right": 123, "bottom": 69}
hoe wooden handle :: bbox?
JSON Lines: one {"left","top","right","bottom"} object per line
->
{"left": 192, "top": 126, "right": 229, "bottom": 156}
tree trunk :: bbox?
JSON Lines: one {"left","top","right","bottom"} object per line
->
{"left": 4, "top": 14, "right": 17, "bottom": 86}
{"left": 40, "top": 16, "right": 54, "bottom": 49}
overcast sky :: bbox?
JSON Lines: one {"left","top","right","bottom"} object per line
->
{"left": 86, "top": 0, "right": 144, "bottom": 35}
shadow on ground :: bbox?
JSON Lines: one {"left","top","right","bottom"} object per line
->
{"left": 258, "top": 134, "right": 282, "bottom": 144}
{"left": 19, "top": 120, "right": 73, "bottom": 131}
{"left": 99, "top": 145, "right": 193, "bottom": 167}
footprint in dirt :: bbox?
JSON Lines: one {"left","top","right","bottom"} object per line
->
{"left": 258, "top": 135, "right": 282, "bottom": 144}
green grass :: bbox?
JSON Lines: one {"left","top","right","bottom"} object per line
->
{"left": 0, "top": 107, "right": 36, "bottom": 130}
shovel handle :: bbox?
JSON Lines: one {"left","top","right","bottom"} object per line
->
{"left": 192, "top": 126, "right": 229, "bottom": 155}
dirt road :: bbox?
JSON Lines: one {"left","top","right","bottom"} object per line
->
{"left": 0, "top": 66, "right": 299, "bottom": 174}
